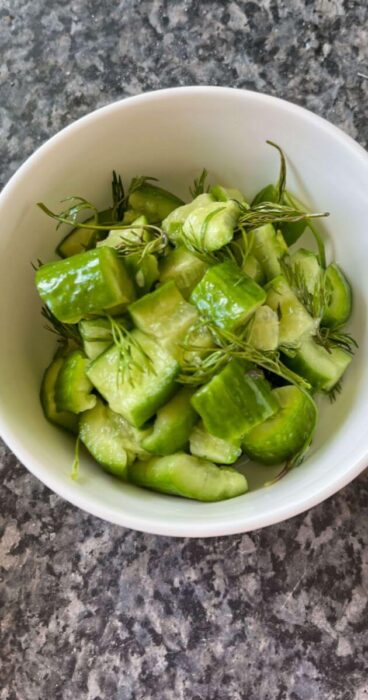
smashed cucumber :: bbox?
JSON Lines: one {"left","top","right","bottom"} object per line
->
{"left": 128, "top": 182, "right": 184, "bottom": 223}
{"left": 162, "top": 193, "right": 214, "bottom": 243}
{"left": 251, "top": 224, "right": 288, "bottom": 281}
{"left": 159, "top": 246, "right": 208, "bottom": 299}
{"left": 283, "top": 335, "right": 352, "bottom": 392}
{"left": 322, "top": 264, "right": 352, "bottom": 328}
{"left": 189, "top": 422, "right": 242, "bottom": 465}
{"left": 142, "top": 388, "right": 198, "bottom": 456}
{"left": 55, "top": 350, "right": 96, "bottom": 413}
{"left": 128, "top": 453, "right": 248, "bottom": 502}
{"left": 56, "top": 208, "right": 114, "bottom": 258}
{"left": 40, "top": 356, "right": 79, "bottom": 434}
{"left": 266, "top": 275, "right": 316, "bottom": 347}
{"left": 242, "top": 385, "right": 317, "bottom": 465}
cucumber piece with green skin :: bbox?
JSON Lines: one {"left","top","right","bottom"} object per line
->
{"left": 191, "top": 361, "right": 279, "bottom": 441}
{"left": 242, "top": 385, "right": 317, "bottom": 465}
{"left": 55, "top": 350, "right": 96, "bottom": 413}
{"left": 182, "top": 199, "right": 241, "bottom": 252}
{"left": 178, "top": 325, "right": 214, "bottom": 368}
{"left": 241, "top": 254, "right": 265, "bottom": 285}
{"left": 87, "top": 330, "right": 180, "bottom": 428}
{"left": 142, "top": 388, "right": 198, "bottom": 455}
{"left": 211, "top": 185, "right": 246, "bottom": 203}
{"left": 128, "top": 452, "right": 248, "bottom": 502}
{"left": 251, "top": 187, "right": 307, "bottom": 247}
{"left": 80, "top": 399, "right": 150, "bottom": 479}
{"left": 56, "top": 209, "right": 113, "bottom": 258}
{"left": 129, "top": 281, "right": 198, "bottom": 361}
{"left": 251, "top": 224, "right": 288, "bottom": 281}
{"left": 162, "top": 193, "right": 214, "bottom": 243}
{"left": 191, "top": 261, "right": 266, "bottom": 331}
{"left": 322, "top": 264, "right": 352, "bottom": 328}
{"left": 283, "top": 335, "right": 352, "bottom": 391}
{"left": 266, "top": 275, "right": 317, "bottom": 347}
{"left": 79, "top": 316, "right": 129, "bottom": 361}
{"left": 247, "top": 305, "right": 279, "bottom": 351}
{"left": 189, "top": 421, "right": 242, "bottom": 464}
{"left": 40, "top": 357, "right": 79, "bottom": 433}
{"left": 35, "top": 248, "right": 136, "bottom": 324}
{"left": 159, "top": 246, "right": 208, "bottom": 299}
{"left": 98, "top": 215, "right": 149, "bottom": 249}
{"left": 128, "top": 183, "right": 184, "bottom": 223}
{"left": 288, "top": 248, "right": 322, "bottom": 296}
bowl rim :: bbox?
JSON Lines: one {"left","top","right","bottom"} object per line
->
{"left": 1, "top": 86, "right": 368, "bottom": 537}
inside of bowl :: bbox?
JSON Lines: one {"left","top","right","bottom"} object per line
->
{"left": 1, "top": 87, "right": 367, "bottom": 535}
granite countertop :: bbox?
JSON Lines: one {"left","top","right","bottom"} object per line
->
{"left": 1, "top": 2, "right": 368, "bottom": 699}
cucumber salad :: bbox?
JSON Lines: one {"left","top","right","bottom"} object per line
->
{"left": 35, "top": 142, "right": 356, "bottom": 502}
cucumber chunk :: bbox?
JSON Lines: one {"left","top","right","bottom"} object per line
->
{"left": 248, "top": 305, "right": 279, "bottom": 351}
{"left": 241, "top": 254, "right": 265, "bottom": 285}
{"left": 87, "top": 330, "right": 180, "bottom": 427}
{"left": 252, "top": 224, "right": 288, "bottom": 281}
{"left": 191, "top": 361, "right": 279, "bottom": 441}
{"left": 211, "top": 185, "right": 246, "bottom": 203}
{"left": 128, "top": 183, "right": 184, "bottom": 223}
{"left": 128, "top": 452, "right": 248, "bottom": 502}
{"left": 322, "top": 263, "right": 352, "bottom": 328}
{"left": 288, "top": 248, "right": 322, "bottom": 296}
{"left": 35, "top": 248, "right": 136, "bottom": 323}
{"left": 182, "top": 199, "right": 240, "bottom": 252}
{"left": 142, "top": 388, "right": 198, "bottom": 455}
{"left": 129, "top": 281, "right": 198, "bottom": 361}
{"left": 55, "top": 209, "right": 113, "bottom": 258}
{"left": 40, "top": 356, "right": 79, "bottom": 433}
{"left": 79, "top": 316, "right": 130, "bottom": 361}
{"left": 283, "top": 335, "right": 352, "bottom": 391}
{"left": 242, "top": 385, "right": 317, "bottom": 465}
{"left": 266, "top": 275, "right": 316, "bottom": 347}
{"left": 55, "top": 350, "right": 96, "bottom": 413}
{"left": 80, "top": 399, "right": 149, "bottom": 478}
{"left": 189, "top": 422, "right": 242, "bottom": 464}
{"left": 162, "top": 193, "right": 214, "bottom": 243}
{"left": 159, "top": 246, "right": 208, "bottom": 299}
{"left": 191, "top": 261, "right": 266, "bottom": 331}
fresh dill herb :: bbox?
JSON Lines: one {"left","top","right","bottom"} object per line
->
{"left": 238, "top": 200, "right": 329, "bottom": 230}
{"left": 41, "top": 305, "right": 82, "bottom": 347}
{"left": 327, "top": 380, "right": 343, "bottom": 403}
{"left": 189, "top": 169, "right": 209, "bottom": 198}
{"left": 280, "top": 256, "right": 329, "bottom": 319}
{"left": 315, "top": 326, "right": 358, "bottom": 355}
{"left": 266, "top": 140, "right": 286, "bottom": 202}
{"left": 111, "top": 170, "right": 125, "bottom": 220}
{"left": 108, "top": 316, "right": 154, "bottom": 387}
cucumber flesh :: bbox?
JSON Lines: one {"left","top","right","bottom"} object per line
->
{"left": 56, "top": 209, "right": 113, "bottom": 258}
{"left": 242, "top": 385, "right": 317, "bottom": 465}
{"left": 142, "top": 388, "right": 198, "bottom": 455}
{"left": 129, "top": 281, "right": 198, "bottom": 361}
{"left": 182, "top": 199, "right": 240, "bottom": 252}
{"left": 87, "top": 330, "right": 180, "bottom": 428}
{"left": 252, "top": 224, "right": 288, "bottom": 280}
{"left": 162, "top": 193, "right": 214, "bottom": 243}
{"left": 266, "top": 275, "right": 316, "bottom": 347}
{"left": 288, "top": 248, "right": 322, "bottom": 296}
{"left": 283, "top": 335, "right": 352, "bottom": 392}
{"left": 55, "top": 350, "right": 96, "bottom": 413}
{"left": 79, "top": 399, "right": 150, "bottom": 478}
{"left": 40, "top": 357, "right": 79, "bottom": 433}
{"left": 191, "top": 361, "right": 279, "bottom": 441}
{"left": 241, "top": 254, "right": 265, "bottom": 285}
{"left": 191, "top": 261, "right": 266, "bottom": 331}
{"left": 79, "top": 316, "right": 128, "bottom": 361}
{"left": 322, "top": 264, "right": 352, "bottom": 328}
{"left": 189, "top": 421, "right": 241, "bottom": 464}
{"left": 128, "top": 452, "right": 248, "bottom": 502}
{"left": 159, "top": 246, "right": 208, "bottom": 299}
{"left": 248, "top": 305, "right": 279, "bottom": 351}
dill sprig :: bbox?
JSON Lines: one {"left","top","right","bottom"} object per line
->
{"left": 315, "top": 326, "right": 358, "bottom": 355}
{"left": 189, "top": 169, "right": 209, "bottom": 198}
{"left": 111, "top": 170, "right": 125, "bottom": 220}
{"left": 108, "top": 316, "right": 154, "bottom": 387}
{"left": 178, "top": 321, "right": 311, "bottom": 390}
{"left": 41, "top": 305, "right": 82, "bottom": 348}
{"left": 280, "top": 257, "right": 330, "bottom": 319}
{"left": 114, "top": 225, "right": 168, "bottom": 261}
{"left": 266, "top": 140, "right": 286, "bottom": 202}
{"left": 238, "top": 200, "right": 329, "bottom": 230}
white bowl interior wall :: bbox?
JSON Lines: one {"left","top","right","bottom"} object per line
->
{"left": 0, "top": 87, "right": 367, "bottom": 536}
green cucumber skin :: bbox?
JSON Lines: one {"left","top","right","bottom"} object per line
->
{"left": 159, "top": 246, "right": 208, "bottom": 299}
{"left": 87, "top": 330, "right": 180, "bottom": 428}
{"left": 40, "top": 357, "right": 79, "bottom": 434}
{"left": 242, "top": 385, "right": 317, "bottom": 465}
{"left": 55, "top": 209, "right": 113, "bottom": 258}
{"left": 55, "top": 350, "right": 96, "bottom": 414}
{"left": 142, "top": 388, "right": 198, "bottom": 456}
{"left": 128, "top": 183, "right": 184, "bottom": 223}
{"left": 128, "top": 452, "right": 248, "bottom": 502}
{"left": 251, "top": 224, "right": 288, "bottom": 281}
{"left": 162, "top": 193, "right": 215, "bottom": 243}
{"left": 189, "top": 422, "right": 242, "bottom": 464}
{"left": 322, "top": 264, "right": 352, "bottom": 328}
{"left": 266, "top": 275, "right": 316, "bottom": 346}
{"left": 283, "top": 336, "right": 352, "bottom": 392}
{"left": 191, "top": 360, "right": 279, "bottom": 442}
{"left": 251, "top": 187, "right": 307, "bottom": 246}
{"left": 35, "top": 248, "right": 135, "bottom": 324}
{"left": 191, "top": 261, "right": 266, "bottom": 331}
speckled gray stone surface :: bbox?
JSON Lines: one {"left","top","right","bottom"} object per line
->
{"left": 1, "top": 1, "right": 368, "bottom": 699}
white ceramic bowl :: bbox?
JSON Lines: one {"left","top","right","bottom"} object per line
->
{"left": 1, "top": 87, "right": 367, "bottom": 537}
